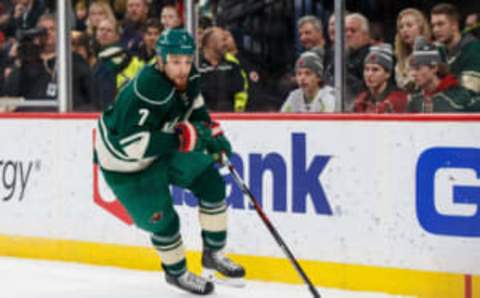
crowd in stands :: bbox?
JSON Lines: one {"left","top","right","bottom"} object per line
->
{"left": 290, "top": 4, "right": 480, "bottom": 113}
{"left": 0, "top": 0, "right": 479, "bottom": 113}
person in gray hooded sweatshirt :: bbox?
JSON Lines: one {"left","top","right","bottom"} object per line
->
{"left": 281, "top": 51, "right": 336, "bottom": 113}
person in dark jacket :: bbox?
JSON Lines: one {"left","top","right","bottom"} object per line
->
{"left": 464, "top": 12, "right": 480, "bottom": 39}
{"left": 198, "top": 26, "right": 246, "bottom": 112}
{"left": 137, "top": 18, "right": 162, "bottom": 64}
{"left": 4, "top": 13, "right": 96, "bottom": 111}
{"left": 120, "top": 0, "right": 149, "bottom": 55}
{"left": 8, "top": 0, "right": 46, "bottom": 34}
{"left": 344, "top": 13, "right": 371, "bottom": 111}
{"left": 93, "top": 17, "right": 144, "bottom": 109}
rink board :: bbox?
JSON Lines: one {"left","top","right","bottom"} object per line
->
{"left": 0, "top": 113, "right": 479, "bottom": 298}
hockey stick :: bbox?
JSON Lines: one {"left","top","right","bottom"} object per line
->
{"left": 222, "top": 157, "right": 321, "bottom": 298}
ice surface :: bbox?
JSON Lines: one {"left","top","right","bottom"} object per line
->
{"left": 0, "top": 257, "right": 408, "bottom": 298}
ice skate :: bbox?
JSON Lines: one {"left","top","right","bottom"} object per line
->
{"left": 165, "top": 270, "right": 214, "bottom": 295}
{"left": 202, "top": 247, "right": 246, "bottom": 287}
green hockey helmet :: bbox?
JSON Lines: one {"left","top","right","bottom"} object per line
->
{"left": 155, "top": 28, "right": 196, "bottom": 61}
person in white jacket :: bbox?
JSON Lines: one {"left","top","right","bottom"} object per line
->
{"left": 281, "top": 51, "right": 336, "bottom": 112}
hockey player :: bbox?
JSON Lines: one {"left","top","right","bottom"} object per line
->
{"left": 94, "top": 28, "right": 245, "bottom": 295}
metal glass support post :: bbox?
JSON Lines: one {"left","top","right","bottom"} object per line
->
{"left": 57, "top": 0, "right": 73, "bottom": 112}
{"left": 334, "top": 0, "right": 346, "bottom": 112}
{"left": 184, "top": 0, "right": 199, "bottom": 64}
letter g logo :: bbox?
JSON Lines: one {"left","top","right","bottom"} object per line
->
{"left": 416, "top": 147, "right": 480, "bottom": 237}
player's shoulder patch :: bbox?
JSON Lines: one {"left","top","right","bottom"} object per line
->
{"left": 134, "top": 65, "right": 175, "bottom": 106}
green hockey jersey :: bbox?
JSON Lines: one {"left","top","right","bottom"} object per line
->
{"left": 448, "top": 34, "right": 480, "bottom": 93}
{"left": 407, "top": 75, "right": 480, "bottom": 113}
{"left": 96, "top": 64, "right": 211, "bottom": 172}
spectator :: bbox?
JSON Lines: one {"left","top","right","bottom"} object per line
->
{"left": 0, "top": 44, "right": 7, "bottom": 93}
{"left": 95, "top": 0, "right": 127, "bottom": 19}
{"left": 74, "top": 0, "right": 88, "bottom": 31}
{"left": 324, "top": 11, "right": 352, "bottom": 89}
{"left": 354, "top": 44, "right": 407, "bottom": 113}
{"left": 431, "top": 3, "right": 480, "bottom": 94}
{"left": 223, "top": 28, "right": 266, "bottom": 111}
{"left": 297, "top": 15, "right": 326, "bottom": 88}
{"left": 121, "top": 0, "right": 149, "bottom": 54}
{"left": 147, "top": 0, "right": 163, "bottom": 18}
{"left": 111, "top": 0, "right": 128, "bottom": 20}
{"left": 394, "top": 8, "right": 431, "bottom": 93}
{"left": 71, "top": 33, "right": 98, "bottom": 111}
{"left": 344, "top": 13, "right": 371, "bottom": 111}
{"left": 198, "top": 26, "right": 246, "bottom": 112}
{"left": 464, "top": 12, "right": 480, "bottom": 39}
{"left": 5, "top": 13, "right": 59, "bottom": 102}
{"left": 323, "top": 14, "right": 335, "bottom": 90}
{"left": 86, "top": 1, "right": 116, "bottom": 57}
{"left": 281, "top": 51, "right": 336, "bottom": 113}
{"left": 465, "top": 13, "right": 479, "bottom": 30}
{"left": 370, "top": 22, "right": 385, "bottom": 45}
{"left": 0, "top": 0, "right": 14, "bottom": 38}
{"left": 4, "top": 13, "right": 96, "bottom": 111}
{"left": 160, "top": 4, "right": 182, "bottom": 30}
{"left": 137, "top": 18, "right": 162, "bottom": 64}
{"left": 72, "top": 30, "right": 95, "bottom": 66}
{"left": 297, "top": 15, "right": 325, "bottom": 57}
{"left": 279, "top": 15, "right": 327, "bottom": 108}
{"left": 327, "top": 14, "right": 335, "bottom": 46}
{"left": 87, "top": 1, "right": 116, "bottom": 37}
{"left": 197, "top": 15, "right": 213, "bottom": 50}
{"left": 93, "top": 17, "right": 144, "bottom": 109}
{"left": 8, "top": 0, "right": 46, "bottom": 33}
{"left": 408, "top": 37, "right": 480, "bottom": 113}
{"left": 1, "top": 33, "right": 20, "bottom": 84}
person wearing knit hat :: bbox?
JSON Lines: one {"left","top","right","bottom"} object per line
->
{"left": 407, "top": 36, "right": 480, "bottom": 112}
{"left": 295, "top": 51, "right": 324, "bottom": 78}
{"left": 280, "top": 51, "right": 336, "bottom": 112}
{"left": 364, "top": 44, "right": 394, "bottom": 73}
{"left": 354, "top": 44, "right": 408, "bottom": 113}
{"left": 410, "top": 36, "right": 447, "bottom": 67}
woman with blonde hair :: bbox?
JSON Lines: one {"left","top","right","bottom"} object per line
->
{"left": 394, "top": 8, "right": 431, "bottom": 92}
{"left": 86, "top": 1, "right": 116, "bottom": 36}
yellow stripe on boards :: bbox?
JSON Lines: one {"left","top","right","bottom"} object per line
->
{"left": 225, "top": 255, "right": 466, "bottom": 298}
{"left": 0, "top": 234, "right": 472, "bottom": 298}
{"left": 0, "top": 234, "right": 160, "bottom": 270}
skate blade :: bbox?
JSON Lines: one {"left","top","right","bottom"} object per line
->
{"left": 202, "top": 268, "right": 246, "bottom": 288}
